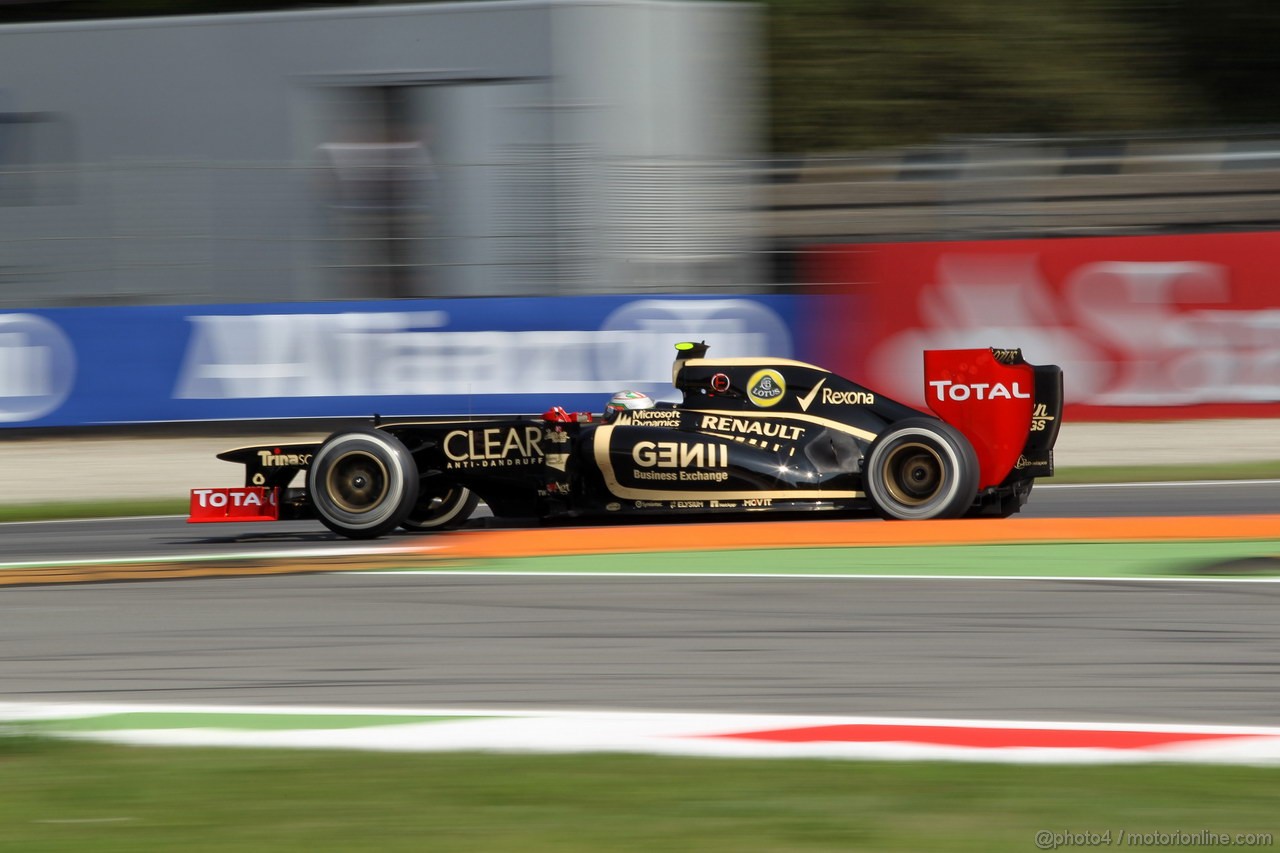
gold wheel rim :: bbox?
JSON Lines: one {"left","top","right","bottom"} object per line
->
{"left": 325, "top": 450, "right": 390, "bottom": 514}
{"left": 880, "top": 441, "right": 945, "bottom": 507}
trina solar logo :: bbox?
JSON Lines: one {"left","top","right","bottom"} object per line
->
{"left": 256, "top": 450, "right": 313, "bottom": 467}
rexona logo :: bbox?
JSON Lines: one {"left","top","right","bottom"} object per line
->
{"left": 0, "top": 313, "right": 76, "bottom": 423}
{"left": 928, "top": 380, "right": 1031, "bottom": 401}
{"left": 747, "top": 369, "right": 786, "bottom": 408}
{"left": 796, "top": 378, "right": 876, "bottom": 411}
{"left": 444, "top": 426, "right": 544, "bottom": 469}
{"left": 822, "top": 388, "right": 875, "bottom": 406}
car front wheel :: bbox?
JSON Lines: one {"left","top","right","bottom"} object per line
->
{"left": 308, "top": 429, "right": 419, "bottom": 539}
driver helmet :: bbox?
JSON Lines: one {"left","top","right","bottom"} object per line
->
{"left": 604, "top": 390, "right": 655, "bottom": 420}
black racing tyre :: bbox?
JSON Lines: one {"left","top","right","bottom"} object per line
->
{"left": 864, "top": 418, "right": 980, "bottom": 520}
{"left": 401, "top": 483, "right": 480, "bottom": 532}
{"left": 307, "top": 429, "right": 419, "bottom": 539}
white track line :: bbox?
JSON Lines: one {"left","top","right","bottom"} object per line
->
{"left": 5, "top": 702, "right": 1279, "bottom": 764}
{"left": 4, "top": 702, "right": 1278, "bottom": 733}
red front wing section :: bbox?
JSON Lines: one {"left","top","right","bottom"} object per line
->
{"left": 923, "top": 349, "right": 1037, "bottom": 489}
{"left": 188, "top": 487, "right": 281, "bottom": 523}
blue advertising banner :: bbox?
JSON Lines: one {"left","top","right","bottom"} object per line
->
{"left": 0, "top": 295, "right": 804, "bottom": 428}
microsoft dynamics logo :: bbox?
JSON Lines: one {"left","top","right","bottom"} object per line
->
{"left": 0, "top": 313, "right": 75, "bottom": 422}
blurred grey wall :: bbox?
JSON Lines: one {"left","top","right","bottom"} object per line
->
{"left": 0, "top": 0, "right": 761, "bottom": 306}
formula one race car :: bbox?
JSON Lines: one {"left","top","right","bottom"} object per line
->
{"left": 189, "top": 343, "right": 1063, "bottom": 538}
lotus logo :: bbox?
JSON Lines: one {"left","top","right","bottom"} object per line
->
{"left": 0, "top": 314, "right": 75, "bottom": 423}
{"left": 747, "top": 369, "right": 786, "bottom": 408}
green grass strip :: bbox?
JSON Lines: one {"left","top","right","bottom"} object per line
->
{"left": 0, "top": 499, "right": 187, "bottom": 523}
{"left": 402, "top": 540, "right": 1280, "bottom": 579}
{"left": 0, "top": 741, "right": 1276, "bottom": 852}
{"left": 11, "top": 713, "right": 477, "bottom": 734}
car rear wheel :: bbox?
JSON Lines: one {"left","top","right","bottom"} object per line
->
{"left": 401, "top": 483, "right": 480, "bottom": 531}
{"left": 308, "top": 429, "right": 418, "bottom": 539}
{"left": 864, "top": 418, "right": 979, "bottom": 520}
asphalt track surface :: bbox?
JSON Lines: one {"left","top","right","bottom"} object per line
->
{"left": 3, "top": 573, "right": 1279, "bottom": 725}
{"left": 1, "top": 480, "right": 1278, "bottom": 564}
{"left": 1, "top": 480, "right": 1278, "bottom": 726}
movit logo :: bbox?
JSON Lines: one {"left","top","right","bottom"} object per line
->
{"left": 928, "top": 380, "right": 1030, "bottom": 401}
{"left": 0, "top": 314, "right": 75, "bottom": 423}
{"left": 444, "top": 426, "right": 544, "bottom": 468}
{"left": 747, "top": 369, "right": 785, "bottom": 408}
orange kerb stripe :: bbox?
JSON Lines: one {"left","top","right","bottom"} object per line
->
{"left": 426, "top": 515, "right": 1280, "bottom": 560}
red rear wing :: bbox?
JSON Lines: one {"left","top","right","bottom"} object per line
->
{"left": 188, "top": 487, "right": 281, "bottom": 523}
{"left": 924, "top": 349, "right": 1061, "bottom": 489}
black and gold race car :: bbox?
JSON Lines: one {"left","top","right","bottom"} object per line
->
{"left": 189, "top": 342, "right": 1062, "bottom": 538}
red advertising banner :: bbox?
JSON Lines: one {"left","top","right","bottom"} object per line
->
{"left": 806, "top": 232, "right": 1280, "bottom": 421}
